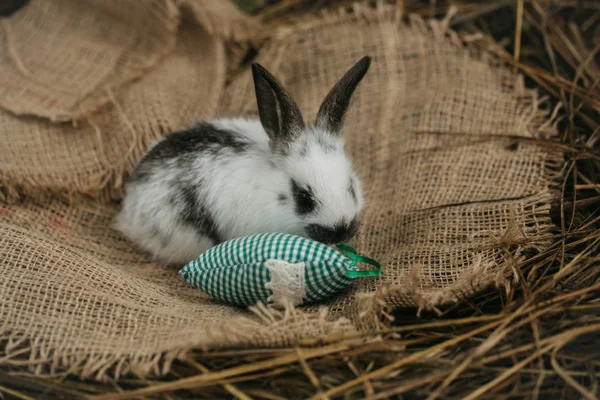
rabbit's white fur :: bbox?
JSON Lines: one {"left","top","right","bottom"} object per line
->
{"left": 115, "top": 57, "right": 371, "bottom": 265}
{"left": 115, "top": 118, "right": 363, "bottom": 265}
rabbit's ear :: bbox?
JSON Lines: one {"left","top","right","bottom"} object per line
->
{"left": 252, "top": 63, "right": 305, "bottom": 151}
{"left": 316, "top": 56, "right": 371, "bottom": 135}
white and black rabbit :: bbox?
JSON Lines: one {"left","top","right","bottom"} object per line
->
{"left": 115, "top": 56, "right": 372, "bottom": 265}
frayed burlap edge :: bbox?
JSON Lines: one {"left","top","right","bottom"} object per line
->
{"left": 353, "top": 192, "right": 561, "bottom": 331}
{"left": 0, "top": 302, "right": 356, "bottom": 381}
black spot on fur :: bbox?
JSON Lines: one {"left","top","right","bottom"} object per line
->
{"left": 172, "top": 183, "right": 222, "bottom": 245}
{"left": 128, "top": 122, "right": 249, "bottom": 184}
{"left": 291, "top": 179, "right": 317, "bottom": 215}
{"left": 151, "top": 225, "right": 171, "bottom": 248}
{"left": 316, "top": 136, "right": 335, "bottom": 153}
{"left": 124, "top": 122, "right": 247, "bottom": 247}
{"left": 348, "top": 179, "right": 357, "bottom": 202}
{"left": 128, "top": 164, "right": 152, "bottom": 183}
{"left": 298, "top": 141, "right": 308, "bottom": 157}
{"left": 278, "top": 193, "right": 288, "bottom": 203}
{"left": 145, "top": 122, "right": 249, "bottom": 162}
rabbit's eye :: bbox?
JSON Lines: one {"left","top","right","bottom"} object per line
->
{"left": 291, "top": 179, "right": 316, "bottom": 214}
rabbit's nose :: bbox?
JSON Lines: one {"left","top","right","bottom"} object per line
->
{"left": 306, "top": 219, "right": 359, "bottom": 244}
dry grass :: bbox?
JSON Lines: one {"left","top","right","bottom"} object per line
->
{"left": 1, "top": 1, "right": 599, "bottom": 399}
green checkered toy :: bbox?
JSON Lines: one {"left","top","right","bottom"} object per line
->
{"left": 179, "top": 232, "right": 380, "bottom": 307}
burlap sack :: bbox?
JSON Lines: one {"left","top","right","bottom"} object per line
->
{"left": 0, "top": 0, "right": 180, "bottom": 121}
{"left": 0, "top": 0, "right": 259, "bottom": 122}
{"left": 1, "top": 4, "right": 562, "bottom": 379}
{"left": 0, "top": 10, "right": 226, "bottom": 202}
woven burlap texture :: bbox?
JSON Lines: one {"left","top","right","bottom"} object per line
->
{"left": 0, "top": 10, "right": 225, "bottom": 202}
{"left": 0, "top": 0, "right": 258, "bottom": 122}
{"left": 0, "top": 4, "right": 562, "bottom": 379}
{"left": 0, "top": 0, "right": 179, "bottom": 121}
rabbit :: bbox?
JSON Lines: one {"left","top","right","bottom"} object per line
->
{"left": 114, "top": 56, "right": 372, "bottom": 265}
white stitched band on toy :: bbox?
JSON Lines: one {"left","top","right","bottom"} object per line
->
{"left": 264, "top": 259, "right": 306, "bottom": 306}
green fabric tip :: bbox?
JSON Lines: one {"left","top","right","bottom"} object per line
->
{"left": 335, "top": 243, "right": 381, "bottom": 278}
